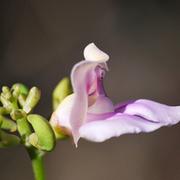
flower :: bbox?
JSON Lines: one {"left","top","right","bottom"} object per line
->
{"left": 50, "top": 43, "right": 180, "bottom": 147}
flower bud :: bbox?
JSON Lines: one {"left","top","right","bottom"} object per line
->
{"left": 28, "top": 133, "right": 45, "bottom": 150}
{"left": 0, "top": 130, "right": 20, "bottom": 148}
{"left": 0, "top": 115, "right": 17, "bottom": 132}
{"left": 12, "top": 86, "right": 20, "bottom": 99}
{"left": 23, "top": 87, "right": 41, "bottom": 114}
{"left": 12, "top": 83, "right": 29, "bottom": 96}
{"left": 10, "top": 108, "right": 25, "bottom": 120}
{"left": 52, "top": 77, "right": 73, "bottom": 111}
{"left": 27, "top": 114, "right": 56, "bottom": 151}
{"left": 2, "top": 86, "right": 9, "bottom": 94}
{"left": 0, "top": 107, "right": 6, "bottom": 114}
{"left": 18, "top": 93, "right": 27, "bottom": 107}
{"left": 0, "top": 93, "right": 11, "bottom": 107}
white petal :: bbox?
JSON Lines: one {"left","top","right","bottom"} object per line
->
{"left": 84, "top": 43, "right": 109, "bottom": 62}
{"left": 88, "top": 95, "right": 114, "bottom": 114}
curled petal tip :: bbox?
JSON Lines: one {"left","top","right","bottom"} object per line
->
{"left": 84, "top": 43, "right": 109, "bottom": 62}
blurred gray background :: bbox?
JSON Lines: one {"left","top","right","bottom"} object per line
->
{"left": 1, "top": 1, "right": 180, "bottom": 180}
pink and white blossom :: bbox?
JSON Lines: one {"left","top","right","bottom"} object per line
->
{"left": 50, "top": 43, "right": 180, "bottom": 147}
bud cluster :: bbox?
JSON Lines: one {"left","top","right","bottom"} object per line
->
{"left": 0, "top": 84, "right": 56, "bottom": 151}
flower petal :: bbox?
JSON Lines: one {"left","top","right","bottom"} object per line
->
{"left": 115, "top": 99, "right": 180, "bottom": 125}
{"left": 88, "top": 95, "right": 114, "bottom": 114}
{"left": 67, "top": 43, "right": 111, "bottom": 146}
{"left": 84, "top": 43, "right": 109, "bottom": 62}
{"left": 50, "top": 94, "right": 75, "bottom": 132}
{"left": 79, "top": 113, "right": 164, "bottom": 142}
{"left": 70, "top": 61, "right": 98, "bottom": 145}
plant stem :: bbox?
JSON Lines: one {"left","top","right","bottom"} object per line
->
{"left": 17, "top": 116, "right": 46, "bottom": 180}
{"left": 16, "top": 116, "right": 31, "bottom": 136}
{"left": 27, "top": 146, "right": 46, "bottom": 180}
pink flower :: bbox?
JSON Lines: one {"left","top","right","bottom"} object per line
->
{"left": 50, "top": 43, "right": 180, "bottom": 147}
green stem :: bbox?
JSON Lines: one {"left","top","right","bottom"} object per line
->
{"left": 26, "top": 146, "right": 46, "bottom": 180}
{"left": 17, "top": 116, "right": 46, "bottom": 180}
{"left": 17, "top": 116, "right": 31, "bottom": 136}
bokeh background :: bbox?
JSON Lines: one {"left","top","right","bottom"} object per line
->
{"left": 1, "top": 1, "right": 180, "bottom": 179}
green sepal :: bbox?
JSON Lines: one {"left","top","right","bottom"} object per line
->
{"left": 23, "top": 87, "right": 41, "bottom": 114}
{"left": 0, "top": 115, "right": 17, "bottom": 132}
{"left": 0, "top": 130, "right": 20, "bottom": 148}
{"left": 52, "top": 125, "right": 69, "bottom": 140}
{"left": 27, "top": 114, "right": 56, "bottom": 151}
{"left": 52, "top": 77, "right": 73, "bottom": 111}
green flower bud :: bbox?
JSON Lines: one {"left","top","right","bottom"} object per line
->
{"left": 28, "top": 133, "right": 45, "bottom": 150}
{"left": 12, "top": 84, "right": 29, "bottom": 107}
{"left": 23, "top": 87, "right": 41, "bottom": 114}
{"left": 0, "top": 93, "right": 11, "bottom": 107}
{"left": 0, "top": 106, "right": 12, "bottom": 115}
{"left": 6, "top": 91, "right": 11, "bottom": 99}
{"left": 12, "top": 86, "right": 20, "bottom": 99}
{"left": 1, "top": 86, "right": 18, "bottom": 109}
{"left": 52, "top": 77, "right": 73, "bottom": 111}
{"left": 12, "top": 83, "right": 29, "bottom": 96}
{"left": 0, "top": 130, "right": 20, "bottom": 148}
{"left": 0, "top": 107, "right": 6, "bottom": 114}
{"left": 1, "top": 106, "right": 12, "bottom": 114}
{"left": 0, "top": 115, "right": 17, "bottom": 132}
{"left": 18, "top": 93, "right": 27, "bottom": 107}
{"left": 27, "top": 114, "right": 56, "bottom": 151}
{"left": 2, "top": 86, "right": 9, "bottom": 94}
{"left": 10, "top": 108, "right": 25, "bottom": 120}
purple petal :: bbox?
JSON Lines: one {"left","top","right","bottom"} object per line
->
{"left": 79, "top": 113, "right": 164, "bottom": 142}
{"left": 68, "top": 43, "right": 111, "bottom": 146}
{"left": 115, "top": 99, "right": 180, "bottom": 125}
{"left": 70, "top": 61, "right": 98, "bottom": 145}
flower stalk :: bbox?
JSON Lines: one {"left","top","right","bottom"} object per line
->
{"left": 0, "top": 84, "right": 56, "bottom": 180}
{"left": 1, "top": 43, "right": 180, "bottom": 179}
{"left": 26, "top": 146, "right": 46, "bottom": 180}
